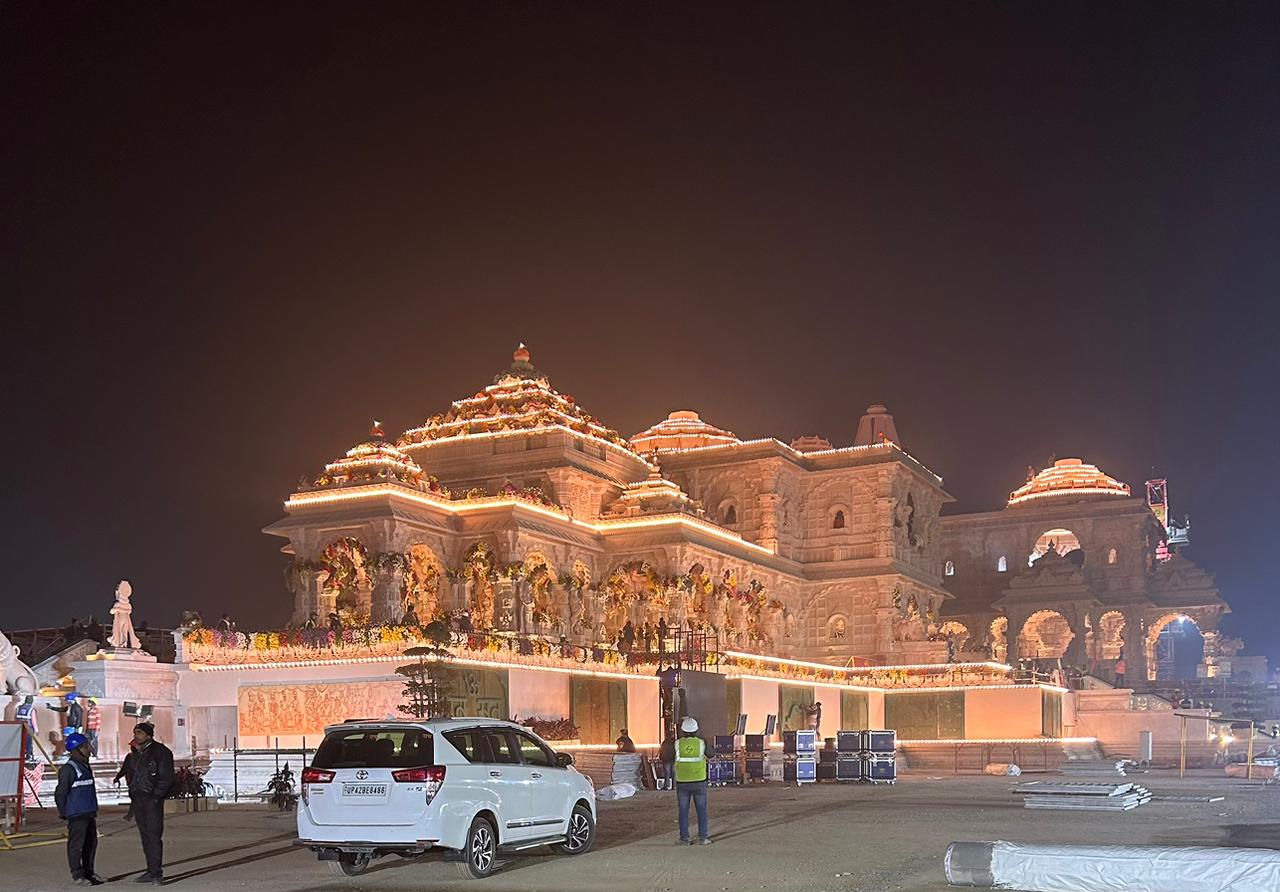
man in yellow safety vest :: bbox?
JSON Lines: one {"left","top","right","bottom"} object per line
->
{"left": 673, "top": 716, "right": 711, "bottom": 844}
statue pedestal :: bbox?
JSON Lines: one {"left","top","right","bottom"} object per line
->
{"left": 90, "top": 647, "right": 158, "bottom": 664}
{"left": 71, "top": 650, "right": 179, "bottom": 760}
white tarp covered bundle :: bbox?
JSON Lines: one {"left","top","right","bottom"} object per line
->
{"left": 978, "top": 841, "right": 1280, "bottom": 892}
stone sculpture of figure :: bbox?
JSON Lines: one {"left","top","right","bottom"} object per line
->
{"left": 0, "top": 629, "right": 40, "bottom": 696}
{"left": 107, "top": 579, "right": 142, "bottom": 649}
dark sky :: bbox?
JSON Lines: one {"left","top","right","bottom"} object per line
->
{"left": 4, "top": 3, "right": 1278, "bottom": 661}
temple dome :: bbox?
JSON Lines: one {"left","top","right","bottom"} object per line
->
{"left": 1007, "top": 458, "right": 1131, "bottom": 507}
{"left": 630, "top": 410, "right": 740, "bottom": 454}
{"left": 312, "top": 423, "right": 446, "bottom": 494}
{"left": 853, "top": 404, "right": 900, "bottom": 446}
{"left": 605, "top": 467, "right": 703, "bottom": 518}
{"left": 397, "top": 345, "right": 634, "bottom": 452}
{"left": 790, "top": 435, "right": 834, "bottom": 453}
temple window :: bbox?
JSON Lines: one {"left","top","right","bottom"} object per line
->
{"left": 1107, "top": 547, "right": 1119, "bottom": 565}
{"left": 828, "top": 615, "right": 848, "bottom": 640}
{"left": 997, "top": 555, "right": 1007, "bottom": 573}
{"left": 722, "top": 504, "right": 737, "bottom": 525}
{"left": 944, "top": 560, "right": 955, "bottom": 577}
{"left": 832, "top": 510, "right": 846, "bottom": 529}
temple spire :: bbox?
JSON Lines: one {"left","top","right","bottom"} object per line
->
{"left": 853, "top": 404, "right": 900, "bottom": 447}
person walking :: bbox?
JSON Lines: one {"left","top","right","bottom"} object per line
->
{"left": 128, "top": 722, "right": 175, "bottom": 884}
{"left": 55, "top": 732, "right": 104, "bottom": 886}
{"left": 673, "top": 716, "right": 711, "bottom": 845}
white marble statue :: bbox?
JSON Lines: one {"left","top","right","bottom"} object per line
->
{"left": 0, "top": 628, "right": 40, "bottom": 696}
{"left": 108, "top": 579, "right": 142, "bottom": 649}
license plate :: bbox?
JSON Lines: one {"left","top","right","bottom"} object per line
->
{"left": 342, "top": 783, "right": 387, "bottom": 796}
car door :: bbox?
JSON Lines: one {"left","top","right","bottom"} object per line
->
{"left": 480, "top": 729, "right": 536, "bottom": 841}
{"left": 512, "top": 731, "right": 570, "bottom": 833}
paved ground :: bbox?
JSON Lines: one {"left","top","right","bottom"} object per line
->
{"left": 5, "top": 770, "right": 1278, "bottom": 891}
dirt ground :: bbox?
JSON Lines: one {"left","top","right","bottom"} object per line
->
{"left": 5, "top": 769, "right": 1278, "bottom": 892}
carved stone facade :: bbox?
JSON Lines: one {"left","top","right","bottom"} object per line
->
{"left": 937, "top": 460, "right": 1229, "bottom": 686}
{"left": 265, "top": 352, "right": 1231, "bottom": 675}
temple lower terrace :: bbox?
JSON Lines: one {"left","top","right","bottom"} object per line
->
{"left": 5, "top": 771, "right": 1277, "bottom": 891}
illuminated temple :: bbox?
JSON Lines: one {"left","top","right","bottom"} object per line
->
{"left": 20, "top": 347, "right": 1238, "bottom": 767}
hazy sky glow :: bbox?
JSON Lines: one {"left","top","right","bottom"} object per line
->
{"left": 4, "top": 3, "right": 1278, "bottom": 662}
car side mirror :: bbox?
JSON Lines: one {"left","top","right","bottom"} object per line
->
{"left": 555, "top": 752, "right": 573, "bottom": 767}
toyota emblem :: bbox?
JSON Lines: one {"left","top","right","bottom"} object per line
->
{"left": 355, "top": 769, "right": 368, "bottom": 780}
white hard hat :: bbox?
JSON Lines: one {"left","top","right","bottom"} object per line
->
{"left": 681, "top": 717, "right": 699, "bottom": 733}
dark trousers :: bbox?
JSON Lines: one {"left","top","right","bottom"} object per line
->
{"left": 676, "top": 780, "right": 709, "bottom": 840}
{"left": 66, "top": 815, "right": 97, "bottom": 879}
{"left": 87, "top": 730, "right": 99, "bottom": 757}
{"left": 134, "top": 796, "right": 165, "bottom": 876}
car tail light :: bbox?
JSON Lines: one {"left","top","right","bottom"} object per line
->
{"left": 302, "top": 767, "right": 335, "bottom": 784}
{"left": 392, "top": 766, "right": 446, "bottom": 803}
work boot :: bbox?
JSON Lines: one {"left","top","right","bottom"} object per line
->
{"left": 87, "top": 875, "right": 106, "bottom": 886}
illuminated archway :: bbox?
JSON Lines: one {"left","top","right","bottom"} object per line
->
{"left": 989, "top": 616, "right": 1008, "bottom": 663}
{"left": 523, "top": 552, "right": 559, "bottom": 628}
{"left": 938, "top": 621, "right": 971, "bottom": 652}
{"left": 1097, "top": 610, "right": 1126, "bottom": 661}
{"left": 1145, "top": 613, "right": 1204, "bottom": 681}
{"left": 1029, "top": 529, "right": 1083, "bottom": 567}
{"left": 1018, "top": 610, "right": 1075, "bottom": 660}
{"left": 404, "top": 544, "right": 445, "bottom": 621}
{"left": 320, "top": 537, "right": 370, "bottom": 614}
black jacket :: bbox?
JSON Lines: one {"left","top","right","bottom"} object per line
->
{"left": 128, "top": 740, "right": 175, "bottom": 799}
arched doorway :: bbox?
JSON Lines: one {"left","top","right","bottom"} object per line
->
{"left": 1018, "top": 610, "right": 1076, "bottom": 660}
{"left": 1145, "top": 613, "right": 1205, "bottom": 681}
{"left": 1029, "top": 529, "right": 1083, "bottom": 567}
{"left": 938, "top": 621, "right": 971, "bottom": 651}
{"left": 989, "top": 617, "right": 1008, "bottom": 663}
{"left": 1097, "top": 610, "right": 1126, "bottom": 661}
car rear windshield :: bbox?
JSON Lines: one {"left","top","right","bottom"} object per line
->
{"left": 312, "top": 728, "right": 434, "bottom": 769}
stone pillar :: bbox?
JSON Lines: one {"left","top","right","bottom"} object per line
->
{"left": 289, "top": 568, "right": 329, "bottom": 626}
{"left": 371, "top": 561, "right": 406, "bottom": 624}
{"left": 1125, "top": 611, "right": 1147, "bottom": 687}
{"left": 757, "top": 492, "right": 780, "bottom": 553}
{"left": 496, "top": 580, "right": 516, "bottom": 631}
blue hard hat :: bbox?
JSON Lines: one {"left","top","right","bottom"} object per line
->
{"left": 66, "top": 692, "right": 77, "bottom": 700}
{"left": 65, "top": 732, "right": 89, "bottom": 752}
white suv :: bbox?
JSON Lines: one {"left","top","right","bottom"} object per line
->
{"left": 296, "top": 718, "right": 597, "bottom": 880}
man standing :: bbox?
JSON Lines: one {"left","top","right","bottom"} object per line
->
{"left": 55, "top": 732, "right": 104, "bottom": 886}
{"left": 128, "top": 722, "right": 175, "bottom": 884}
{"left": 84, "top": 698, "right": 102, "bottom": 757}
{"left": 15, "top": 694, "right": 38, "bottom": 761}
{"left": 673, "top": 716, "right": 711, "bottom": 845}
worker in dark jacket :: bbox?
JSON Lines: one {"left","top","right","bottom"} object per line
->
{"left": 55, "top": 732, "right": 104, "bottom": 886}
{"left": 128, "top": 722, "right": 175, "bottom": 884}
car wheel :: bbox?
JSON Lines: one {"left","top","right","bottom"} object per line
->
{"left": 326, "top": 853, "right": 370, "bottom": 877}
{"left": 551, "top": 804, "right": 594, "bottom": 855}
{"left": 455, "top": 815, "right": 498, "bottom": 879}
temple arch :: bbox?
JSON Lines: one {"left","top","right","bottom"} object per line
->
{"left": 404, "top": 543, "right": 445, "bottom": 621}
{"left": 1097, "top": 610, "right": 1126, "bottom": 661}
{"left": 1145, "top": 612, "right": 1204, "bottom": 681}
{"left": 990, "top": 616, "right": 1008, "bottom": 662}
{"left": 1029, "top": 528, "right": 1082, "bottom": 567}
{"left": 319, "top": 537, "right": 371, "bottom": 617}
{"left": 1017, "top": 609, "right": 1076, "bottom": 660}
{"left": 938, "top": 620, "right": 971, "bottom": 652}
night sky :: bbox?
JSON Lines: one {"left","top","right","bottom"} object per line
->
{"left": 5, "top": 4, "right": 1278, "bottom": 662}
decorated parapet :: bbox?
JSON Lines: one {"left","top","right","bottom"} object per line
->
{"left": 175, "top": 624, "right": 1019, "bottom": 690}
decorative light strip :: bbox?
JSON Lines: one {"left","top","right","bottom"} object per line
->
{"left": 652, "top": 437, "right": 944, "bottom": 483}
{"left": 284, "top": 485, "right": 778, "bottom": 556}
{"left": 1007, "top": 486, "right": 1133, "bottom": 507}
{"left": 724, "top": 673, "right": 1054, "bottom": 695}
{"left": 400, "top": 423, "right": 646, "bottom": 463}
{"left": 722, "top": 651, "right": 1010, "bottom": 674}
{"left": 188, "top": 652, "right": 656, "bottom": 682}
{"left": 895, "top": 736, "right": 1098, "bottom": 745}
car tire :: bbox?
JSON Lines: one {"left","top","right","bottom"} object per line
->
{"left": 326, "top": 853, "right": 370, "bottom": 877}
{"left": 550, "top": 804, "right": 594, "bottom": 856}
{"left": 455, "top": 815, "right": 498, "bottom": 880}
